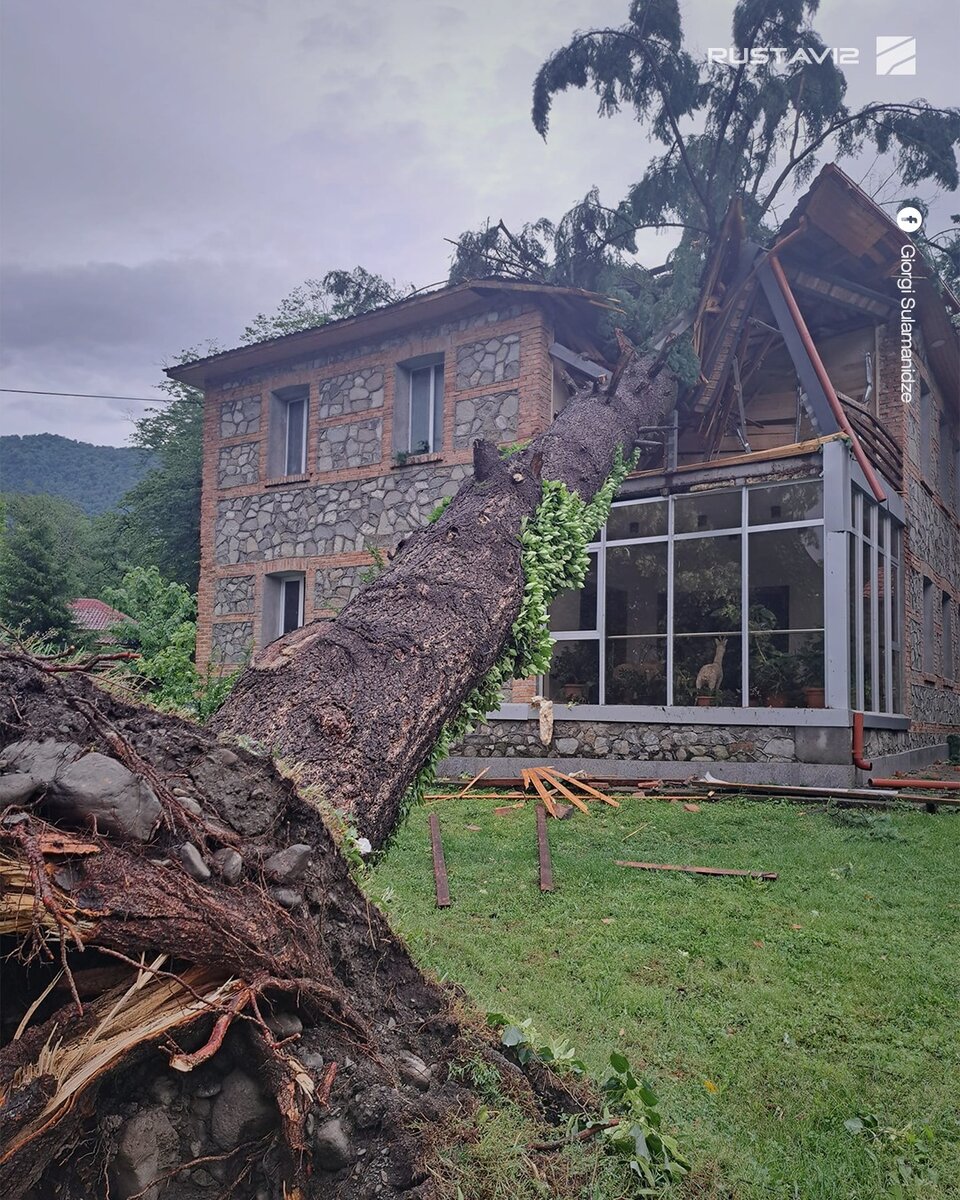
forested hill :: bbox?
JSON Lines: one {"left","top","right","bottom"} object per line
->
{"left": 0, "top": 433, "right": 154, "bottom": 515}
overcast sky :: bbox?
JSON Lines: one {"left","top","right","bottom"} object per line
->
{"left": 1, "top": 0, "right": 956, "bottom": 447}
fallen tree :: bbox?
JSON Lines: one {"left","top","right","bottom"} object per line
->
{"left": 0, "top": 349, "right": 671, "bottom": 1198}
{"left": 214, "top": 347, "right": 672, "bottom": 848}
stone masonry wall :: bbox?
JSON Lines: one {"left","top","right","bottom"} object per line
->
{"left": 453, "top": 720, "right": 799, "bottom": 763}
{"left": 197, "top": 298, "right": 558, "bottom": 668}
{"left": 214, "top": 463, "right": 469, "bottom": 564}
{"left": 455, "top": 333, "right": 520, "bottom": 389}
{"left": 218, "top": 442, "right": 260, "bottom": 488}
{"left": 453, "top": 390, "right": 519, "bottom": 448}
{"left": 315, "top": 564, "right": 369, "bottom": 613}
{"left": 213, "top": 575, "right": 255, "bottom": 616}
{"left": 316, "top": 367, "right": 385, "bottom": 420}
{"left": 882, "top": 316, "right": 960, "bottom": 731}
{"left": 316, "top": 417, "right": 383, "bottom": 473}
{"left": 210, "top": 621, "right": 253, "bottom": 665}
{"left": 220, "top": 396, "right": 260, "bottom": 438}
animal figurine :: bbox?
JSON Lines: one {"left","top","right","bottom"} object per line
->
{"left": 695, "top": 636, "right": 727, "bottom": 695}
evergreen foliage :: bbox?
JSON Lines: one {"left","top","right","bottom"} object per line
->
{"left": 0, "top": 433, "right": 153, "bottom": 515}
{"left": 0, "top": 494, "right": 78, "bottom": 644}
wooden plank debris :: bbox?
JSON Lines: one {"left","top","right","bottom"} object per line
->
{"left": 616, "top": 860, "right": 777, "bottom": 881}
{"left": 525, "top": 770, "right": 559, "bottom": 818}
{"left": 536, "top": 804, "right": 554, "bottom": 892}
{"left": 428, "top": 813, "right": 451, "bottom": 908}
{"left": 540, "top": 766, "right": 621, "bottom": 807}
{"left": 533, "top": 768, "right": 588, "bottom": 814}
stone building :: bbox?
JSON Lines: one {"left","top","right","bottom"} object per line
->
{"left": 169, "top": 165, "right": 960, "bottom": 786}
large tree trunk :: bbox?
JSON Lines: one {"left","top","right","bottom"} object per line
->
{"left": 0, "top": 351, "right": 671, "bottom": 1198}
{"left": 214, "top": 351, "right": 671, "bottom": 848}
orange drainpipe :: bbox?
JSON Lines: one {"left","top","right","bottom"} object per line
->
{"left": 767, "top": 255, "right": 886, "bottom": 503}
{"left": 852, "top": 712, "right": 872, "bottom": 771}
{"left": 869, "top": 776, "right": 960, "bottom": 791}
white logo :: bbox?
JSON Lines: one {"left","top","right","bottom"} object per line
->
{"left": 896, "top": 206, "right": 923, "bottom": 233}
{"left": 876, "top": 36, "right": 916, "bottom": 75}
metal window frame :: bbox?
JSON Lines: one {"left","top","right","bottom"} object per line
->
{"left": 544, "top": 479, "right": 828, "bottom": 713}
{"left": 278, "top": 573, "right": 305, "bottom": 640}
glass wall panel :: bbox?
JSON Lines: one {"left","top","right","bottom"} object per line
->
{"left": 544, "top": 640, "right": 599, "bottom": 705}
{"left": 607, "top": 500, "right": 667, "bottom": 541}
{"left": 606, "top": 637, "right": 667, "bottom": 705}
{"left": 675, "top": 634, "right": 742, "bottom": 705}
{"left": 550, "top": 552, "right": 598, "bottom": 632}
{"left": 748, "top": 481, "right": 823, "bottom": 525}
{"left": 674, "top": 536, "right": 741, "bottom": 633}
{"left": 606, "top": 544, "right": 667, "bottom": 636}
{"left": 674, "top": 490, "right": 741, "bottom": 533}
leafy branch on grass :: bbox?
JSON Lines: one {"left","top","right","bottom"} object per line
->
{"left": 487, "top": 1013, "right": 690, "bottom": 1194}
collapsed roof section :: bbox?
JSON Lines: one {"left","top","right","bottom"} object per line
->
{"left": 672, "top": 164, "right": 959, "bottom": 493}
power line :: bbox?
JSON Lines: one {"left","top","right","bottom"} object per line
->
{"left": 0, "top": 387, "right": 166, "bottom": 403}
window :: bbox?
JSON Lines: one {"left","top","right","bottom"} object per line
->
{"left": 919, "top": 380, "right": 932, "bottom": 482}
{"left": 546, "top": 482, "right": 827, "bottom": 708}
{"left": 269, "top": 385, "right": 309, "bottom": 477}
{"left": 395, "top": 356, "right": 443, "bottom": 456}
{"left": 849, "top": 487, "right": 904, "bottom": 714}
{"left": 942, "top": 593, "right": 954, "bottom": 680}
{"left": 408, "top": 361, "right": 443, "bottom": 454}
{"left": 263, "top": 572, "right": 305, "bottom": 643}
{"left": 922, "top": 577, "right": 935, "bottom": 675}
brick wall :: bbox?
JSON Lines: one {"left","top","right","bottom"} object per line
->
{"left": 877, "top": 319, "right": 960, "bottom": 736}
{"left": 198, "top": 300, "right": 555, "bottom": 669}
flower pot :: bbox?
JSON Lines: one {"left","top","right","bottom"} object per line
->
{"left": 765, "top": 692, "right": 787, "bottom": 708}
{"left": 802, "top": 686, "right": 825, "bottom": 708}
{"left": 562, "top": 682, "right": 588, "bottom": 702}
{"left": 696, "top": 694, "right": 714, "bottom": 707}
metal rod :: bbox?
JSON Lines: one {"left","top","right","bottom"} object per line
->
{"left": 767, "top": 255, "right": 886, "bottom": 502}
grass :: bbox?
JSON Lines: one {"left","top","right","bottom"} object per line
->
{"left": 366, "top": 793, "right": 960, "bottom": 1198}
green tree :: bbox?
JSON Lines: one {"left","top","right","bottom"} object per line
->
{"left": 0, "top": 494, "right": 78, "bottom": 644}
{"left": 240, "top": 266, "right": 412, "bottom": 344}
{"left": 114, "top": 348, "right": 209, "bottom": 590}
{"left": 451, "top": 0, "right": 960, "bottom": 354}
{"left": 103, "top": 566, "right": 236, "bottom": 717}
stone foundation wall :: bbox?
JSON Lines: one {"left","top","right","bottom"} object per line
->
{"left": 315, "top": 564, "right": 369, "bottom": 613}
{"left": 453, "top": 720, "right": 799, "bottom": 763}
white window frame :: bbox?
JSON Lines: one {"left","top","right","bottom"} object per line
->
{"left": 278, "top": 573, "right": 304, "bottom": 640}
{"left": 285, "top": 395, "right": 308, "bottom": 476}
{"left": 407, "top": 362, "right": 442, "bottom": 455}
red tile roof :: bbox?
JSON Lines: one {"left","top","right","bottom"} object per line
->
{"left": 69, "top": 598, "right": 132, "bottom": 632}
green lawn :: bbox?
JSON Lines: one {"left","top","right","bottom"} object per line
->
{"left": 367, "top": 794, "right": 959, "bottom": 1198}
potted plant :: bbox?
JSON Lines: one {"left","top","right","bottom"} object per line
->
{"left": 751, "top": 647, "right": 794, "bottom": 707}
{"left": 796, "top": 636, "right": 826, "bottom": 708}
{"left": 552, "top": 643, "right": 596, "bottom": 704}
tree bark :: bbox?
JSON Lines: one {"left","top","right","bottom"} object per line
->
{"left": 213, "top": 351, "right": 672, "bottom": 848}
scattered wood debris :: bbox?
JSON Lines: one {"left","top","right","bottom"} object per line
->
{"left": 616, "top": 860, "right": 778, "bottom": 882}
{"left": 427, "top": 813, "right": 450, "bottom": 908}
